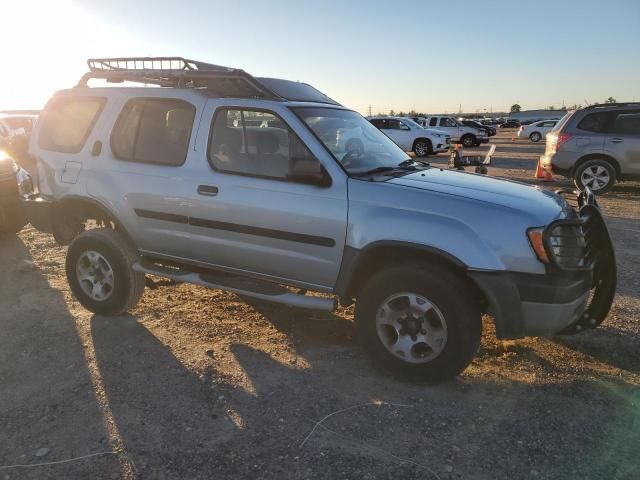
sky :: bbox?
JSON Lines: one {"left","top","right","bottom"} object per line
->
{"left": 1, "top": 0, "right": 639, "bottom": 115}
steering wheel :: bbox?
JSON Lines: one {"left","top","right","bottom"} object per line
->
{"left": 341, "top": 150, "right": 367, "bottom": 168}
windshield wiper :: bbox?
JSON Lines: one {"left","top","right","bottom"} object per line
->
{"left": 398, "top": 159, "right": 430, "bottom": 167}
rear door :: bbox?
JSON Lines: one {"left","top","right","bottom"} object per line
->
{"left": 605, "top": 109, "right": 640, "bottom": 175}
{"left": 437, "top": 117, "right": 460, "bottom": 140}
{"left": 89, "top": 94, "right": 202, "bottom": 259}
{"left": 185, "top": 101, "right": 348, "bottom": 289}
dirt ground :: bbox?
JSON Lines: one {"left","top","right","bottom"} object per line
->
{"left": 1, "top": 131, "right": 639, "bottom": 479}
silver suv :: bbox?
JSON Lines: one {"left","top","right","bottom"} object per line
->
{"left": 26, "top": 57, "right": 617, "bottom": 382}
{"left": 541, "top": 103, "right": 640, "bottom": 194}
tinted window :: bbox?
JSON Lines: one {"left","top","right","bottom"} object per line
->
{"left": 39, "top": 96, "right": 105, "bottom": 153}
{"left": 111, "top": 98, "right": 195, "bottom": 165}
{"left": 429, "top": 118, "right": 437, "bottom": 127}
{"left": 386, "top": 119, "right": 400, "bottom": 130}
{"left": 439, "top": 117, "right": 457, "bottom": 127}
{"left": 370, "top": 119, "right": 383, "bottom": 128}
{"left": 577, "top": 112, "right": 609, "bottom": 133}
{"left": 612, "top": 112, "right": 640, "bottom": 135}
{"left": 208, "top": 108, "right": 319, "bottom": 180}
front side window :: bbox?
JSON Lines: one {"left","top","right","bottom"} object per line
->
{"left": 429, "top": 117, "right": 438, "bottom": 127}
{"left": 39, "top": 96, "right": 105, "bottom": 153}
{"left": 293, "top": 107, "right": 410, "bottom": 174}
{"left": 111, "top": 98, "right": 195, "bottom": 166}
{"left": 208, "top": 108, "right": 319, "bottom": 180}
{"left": 612, "top": 111, "right": 640, "bottom": 135}
{"left": 439, "top": 117, "right": 457, "bottom": 127}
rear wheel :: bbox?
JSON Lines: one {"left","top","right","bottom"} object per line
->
{"left": 574, "top": 159, "right": 616, "bottom": 194}
{"left": 529, "top": 132, "right": 542, "bottom": 142}
{"left": 355, "top": 263, "right": 481, "bottom": 383}
{"left": 413, "top": 139, "right": 432, "bottom": 157}
{"left": 66, "top": 228, "right": 145, "bottom": 315}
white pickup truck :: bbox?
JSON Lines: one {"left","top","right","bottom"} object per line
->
{"left": 416, "top": 116, "right": 489, "bottom": 147}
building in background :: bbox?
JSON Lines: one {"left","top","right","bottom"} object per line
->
{"left": 508, "top": 109, "right": 566, "bottom": 122}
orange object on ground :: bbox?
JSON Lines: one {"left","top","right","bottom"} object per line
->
{"left": 534, "top": 159, "right": 545, "bottom": 179}
{"left": 542, "top": 170, "right": 554, "bottom": 182}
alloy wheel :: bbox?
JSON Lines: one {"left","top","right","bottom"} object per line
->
{"left": 76, "top": 250, "right": 115, "bottom": 301}
{"left": 581, "top": 165, "right": 611, "bottom": 191}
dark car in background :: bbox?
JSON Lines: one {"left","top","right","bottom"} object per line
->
{"left": 499, "top": 119, "right": 521, "bottom": 129}
{"left": 462, "top": 119, "right": 496, "bottom": 137}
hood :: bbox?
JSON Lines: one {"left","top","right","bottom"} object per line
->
{"left": 389, "top": 168, "right": 567, "bottom": 221}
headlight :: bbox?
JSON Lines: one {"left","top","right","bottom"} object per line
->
{"left": 434, "top": 133, "right": 443, "bottom": 137}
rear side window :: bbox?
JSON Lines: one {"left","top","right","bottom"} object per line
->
{"left": 111, "top": 98, "right": 195, "bottom": 166}
{"left": 576, "top": 112, "right": 610, "bottom": 133}
{"left": 612, "top": 111, "right": 640, "bottom": 135}
{"left": 429, "top": 118, "right": 437, "bottom": 127}
{"left": 38, "top": 96, "right": 105, "bottom": 153}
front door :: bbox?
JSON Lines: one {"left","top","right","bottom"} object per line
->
{"left": 186, "top": 101, "right": 348, "bottom": 289}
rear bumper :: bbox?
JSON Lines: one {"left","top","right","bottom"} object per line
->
{"left": 540, "top": 152, "right": 578, "bottom": 177}
{"left": 23, "top": 194, "right": 54, "bottom": 233}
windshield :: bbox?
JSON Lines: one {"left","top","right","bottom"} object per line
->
{"left": 293, "top": 107, "right": 411, "bottom": 174}
{"left": 402, "top": 118, "right": 424, "bottom": 129}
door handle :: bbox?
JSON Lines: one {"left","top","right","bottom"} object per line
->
{"left": 197, "top": 185, "right": 219, "bottom": 196}
{"left": 609, "top": 138, "right": 623, "bottom": 143}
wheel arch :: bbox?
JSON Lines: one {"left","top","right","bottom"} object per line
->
{"left": 52, "top": 195, "right": 136, "bottom": 247}
{"left": 412, "top": 137, "right": 433, "bottom": 150}
{"left": 335, "top": 241, "right": 480, "bottom": 305}
{"left": 573, "top": 153, "right": 621, "bottom": 177}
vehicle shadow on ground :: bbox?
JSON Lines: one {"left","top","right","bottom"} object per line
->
{"left": 0, "top": 234, "right": 120, "bottom": 479}
{"left": 551, "top": 328, "right": 640, "bottom": 374}
{"left": 90, "top": 313, "right": 236, "bottom": 478}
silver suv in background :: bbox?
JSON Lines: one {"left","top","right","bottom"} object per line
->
{"left": 541, "top": 103, "right": 640, "bottom": 194}
{"left": 26, "top": 57, "right": 616, "bottom": 382}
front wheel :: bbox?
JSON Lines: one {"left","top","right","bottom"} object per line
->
{"left": 573, "top": 159, "right": 616, "bottom": 194}
{"left": 355, "top": 264, "right": 481, "bottom": 383}
{"left": 66, "top": 228, "right": 145, "bottom": 315}
{"left": 413, "top": 140, "right": 432, "bottom": 157}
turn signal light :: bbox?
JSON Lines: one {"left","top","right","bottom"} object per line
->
{"left": 527, "top": 228, "right": 549, "bottom": 263}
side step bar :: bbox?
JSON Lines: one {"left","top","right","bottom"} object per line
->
{"left": 133, "top": 260, "right": 337, "bottom": 312}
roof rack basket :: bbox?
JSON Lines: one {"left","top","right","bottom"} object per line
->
{"left": 76, "top": 56, "right": 277, "bottom": 99}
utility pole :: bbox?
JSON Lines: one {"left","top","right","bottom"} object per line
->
{"left": 367, "top": 105, "right": 372, "bottom": 117}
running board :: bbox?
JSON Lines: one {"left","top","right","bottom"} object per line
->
{"left": 132, "top": 260, "right": 336, "bottom": 312}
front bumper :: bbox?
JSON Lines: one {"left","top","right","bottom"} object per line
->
{"left": 469, "top": 191, "right": 616, "bottom": 338}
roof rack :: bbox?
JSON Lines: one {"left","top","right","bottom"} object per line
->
{"left": 584, "top": 102, "right": 640, "bottom": 109}
{"left": 76, "top": 56, "right": 279, "bottom": 99}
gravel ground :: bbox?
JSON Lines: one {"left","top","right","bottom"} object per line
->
{"left": 1, "top": 131, "right": 639, "bottom": 479}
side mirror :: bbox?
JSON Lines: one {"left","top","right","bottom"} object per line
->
{"left": 288, "top": 159, "right": 332, "bottom": 187}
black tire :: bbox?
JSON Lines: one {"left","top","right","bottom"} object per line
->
{"left": 573, "top": 158, "right": 616, "bottom": 195}
{"left": 529, "top": 132, "right": 542, "bottom": 142}
{"left": 355, "top": 263, "right": 481, "bottom": 383}
{"left": 413, "top": 139, "right": 432, "bottom": 157}
{"left": 66, "top": 228, "right": 145, "bottom": 315}
{"left": 461, "top": 135, "right": 475, "bottom": 148}
{"left": 0, "top": 202, "right": 27, "bottom": 235}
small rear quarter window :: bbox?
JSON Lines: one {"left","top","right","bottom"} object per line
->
{"left": 38, "top": 96, "right": 105, "bottom": 153}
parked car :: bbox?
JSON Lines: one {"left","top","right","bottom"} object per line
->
{"left": 416, "top": 116, "right": 489, "bottom": 147}
{"left": 0, "top": 150, "right": 32, "bottom": 235}
{"left": 0, "top": 113, "right": 38, "bottom": 136}
{"left": 461, "top": 119, "right": 496, "bottom": 137}
{"left": 368, "top": 116, "right": 450, "bottom": 156}
{"left": 541, "top": 103, "right": 640, "bottom": 194}
{"left": 518, "top": 120, "right": 558, "bottom": 142}
{"left": 26, "top": 57, "right": 616, "bottom": 382}
{"left": 499, "top": 119, "right": 521, "bottom": 129}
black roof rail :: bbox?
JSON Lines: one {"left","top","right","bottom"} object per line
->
{"left": 76, "top": 56, "right": 280, "bottom": 100}
{"left": 584, "top": 102, "right": 640, "bottom": 109}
